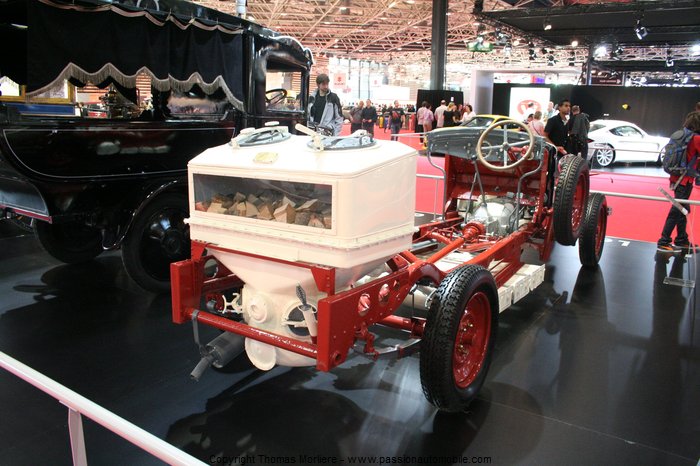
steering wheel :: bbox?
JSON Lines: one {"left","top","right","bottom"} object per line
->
{"left": 476, "top": 119, "right": 536, "bottom": 171}
{"left": 265, "top": 88, "right": 288, "bottom": 106}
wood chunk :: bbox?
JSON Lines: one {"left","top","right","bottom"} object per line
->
{"left": 323, "top": 215, "right": 332, "bottom": 229}
{"left": 221, "top": 195, "right": 235, "bottom": 209}
{"left": 244, "top": 201, "right": 259, "bottom": 218}
{"left": 246, "top": 193, "right": 259, "bottom": 205}
{"left": 233, "top": 192, "right": 246, "bottom": 203}
{"left": 282, "top": 196, "right": 296, "bottom": 208}
{"left": 211, "top": 193, "right": 227, "bottom": 204}
{"left": 274, "top": 203, "right": 296, "bottom": 223}
{"left": 297, "top": 199, "right": 320, "bottom": 212}
{"left": 207, "top": 202, "right": 227, "bottom": 214}
{"left": 257, "top": 203, "right": 274, "bottom": 220}
{"left": 195, "top": 201, "right": 210, "bottom": 212}
{"left": 234, "top": 201, "right": 247, "bottom": 216}
{"left": 308, "top": 214, "right": 325, "bottom": 228}
{"left": 295, "top": 211, "right": 311, "bottom": 225}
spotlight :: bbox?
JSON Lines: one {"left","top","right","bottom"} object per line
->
{"left": 594, "top": 45, "right": 607, "bottom": 58}
{"left": 634, "top": 19, "right": 648, "bottom": 40}
{"left": 543, "top": 18, "right": 552, "bottom": 31}
{"left": 693, "top": 44, "right": 700, "bottom": 55}
{"left": 547, "top": 54, "right": 556, "bottom": 66}
{"left": 541, "top": 47, "right": 548, "bottom": 55}
{"left": 666, "top": 57, "right": 674, "bottom": 67}
{"left": 571, "top": 39, "right": 579, "bottom": 47}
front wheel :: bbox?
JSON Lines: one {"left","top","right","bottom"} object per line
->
{"left": 553, "top": 155, "right": 590, "bottom": 246}
{"left": 121, "top": 192, "right": 190, "bottom": 293}
{"left": 34, "top": 221, "right": 103, "bottom": 264}
{"left": 579, "top": 193, "right": 608, "bottom": 267}
{"left": 595, "top": 146, "right": 615, "bottom": 167}
{"left": 420, "top": 265, "right": 498, "bottom": 412}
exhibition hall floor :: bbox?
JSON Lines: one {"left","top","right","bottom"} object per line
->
{"left": 0, "top": 221, "right": 698, "bottom": 465}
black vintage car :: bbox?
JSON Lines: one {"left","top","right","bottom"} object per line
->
{"left": 0, "top": 0, "right": 313, "bottom": 291}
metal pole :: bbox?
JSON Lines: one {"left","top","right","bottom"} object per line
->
{"left": 430, "top": 0, "right": 448, "bottom": 90}
{"left": 68, "top": 409, "right": 88, "bottom": 466}
{"left": 0, "top": 352, "right": 206, "bottom": 466}
{"left": 586, "top": 44, "right": 593, "bottom": 85}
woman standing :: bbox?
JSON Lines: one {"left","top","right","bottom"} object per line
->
{"left": 460, "top": 104, "right": 476, "bottom": 124}
{"left": 443, "top": 102, "right": 459, "bottom": 127}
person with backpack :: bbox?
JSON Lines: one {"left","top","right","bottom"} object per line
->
{"left": 388, "top": 100, "right": 405, "bottom": 141}
{"left": 308, "top": 74, "right": 344, "bottom": 136}
{"left": 657, "top": 111, "right": 700, "bottom": 253}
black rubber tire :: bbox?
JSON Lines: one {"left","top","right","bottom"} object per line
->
{"left": 553, "top": 156, "right": 590, "bottom": 246}
{"left": 579, "top": 193, "right": 608, "bottom": 267}
{"left": 420, "top": 264, "right": 498, "bottom": 413}
{"left": 34, "top": 221, "right": 103, "bottom": 264}
{"left": 121, "top": 192, "right": 189, "bottom": 293}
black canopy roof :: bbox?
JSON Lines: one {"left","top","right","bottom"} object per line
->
{"left": 0, "top": 0, "right": 313, "bottom": 107}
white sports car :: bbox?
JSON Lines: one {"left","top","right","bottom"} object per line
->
{"left": 586, "top": 120, "right": 668, "bottom": 167}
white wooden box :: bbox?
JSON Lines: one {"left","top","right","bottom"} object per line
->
{"left": 187, "top": 134, "right": 418, "bottom": 271}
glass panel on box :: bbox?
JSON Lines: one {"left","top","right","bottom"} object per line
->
{"left": 193, "top": 174, "right": 333, "bottom": 229}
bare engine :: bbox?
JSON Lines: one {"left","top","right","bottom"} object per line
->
{"left": 458, "top": 195, "right": 523, "bottom": 237}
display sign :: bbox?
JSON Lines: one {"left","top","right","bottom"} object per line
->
{"left": 333, "top": 72, "right": 347, "bottom": 87}
{"left": 590, "top": 75, "right": 623, "bottom": 86}
{"left": 508, "top": 87, "right": 551, "bottom": 120}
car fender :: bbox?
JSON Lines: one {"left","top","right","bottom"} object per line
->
{"left": 102, "top": 179, "right": 187, "bottom": 249}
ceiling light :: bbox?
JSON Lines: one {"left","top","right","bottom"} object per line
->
{"left": 571, "top": 40, "right": 578, "bottom": 47}
{"left": 405, "top": 0, "right": 415, "bottom": 4}
{"left": 634, "top": 19, "right": 648, "bottom": 40}
{"left": 543, "top": 18, "right": 552, "bottom": 31}
{"left": 594, "top": 45, "right": 607, "bottom": 58}
{"left": 692, "top": 44, "right": 700, "bottom": 55}
{"left": 388, "top": 1, "right": 397, "bottom": 7}
{"left": 513, "top": 39, "right": 520, "bottom": 46}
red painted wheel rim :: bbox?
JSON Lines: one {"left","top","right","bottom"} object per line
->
{"left": 453, "top": 291, "right": 491, "bottom": 389}
{"left": 571, "top": 174, "right": 587, "bottom": 232}
{"left": 595, "top": 204, "right": 606, "bottom": 254}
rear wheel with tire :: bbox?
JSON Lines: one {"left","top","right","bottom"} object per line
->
{"left": 34, "top": 221, "right": 103, "bottom": 263}
{"left": 420, "top": 265, "right": 498, "bottom": 412}
{"left": 595, "top": 146, "right": 615, "bottom": 167}
{"left": 553, "top": 155, "right": 589, "bottom": 246}
{"left": 121, "top": 192, "right": 189, "bottom": 293}
{"left": 579, "top": 193, "right": 608, "bottom": 267}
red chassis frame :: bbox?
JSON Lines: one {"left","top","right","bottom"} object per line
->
{"left": 171, "top": 151, "right": 556, "bottom": 372}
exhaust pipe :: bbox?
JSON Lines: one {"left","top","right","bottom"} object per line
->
{"left": 190, "top": 332, "right": 245, "bottom": 381}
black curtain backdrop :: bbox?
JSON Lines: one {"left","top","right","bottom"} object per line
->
{"left": 416, "top": 89, "right": 464, "bottom": 113}
{"left": 19, "top": 0, "right": 244, "bottom": 103}
{"left": 493, "top": 84, "right": 700, "bottom": 137}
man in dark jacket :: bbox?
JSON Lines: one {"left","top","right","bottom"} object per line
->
{"left": 308, "top": 74, "right": 344, "bottom": 135}
{"left": 361, "top": 99, "right": 378, "bottom": 135}
{"left": 567, "top": 105, "right": 590, "bottom": 157}
{"left": 544, "top": 99, "right": 571, "bottom": 156}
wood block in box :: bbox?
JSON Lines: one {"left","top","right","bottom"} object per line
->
{"left": 297, "top": 199, "right": 320, "bottom": 212}
{"left": 257, "top": 203, "right": 274, "bottom": 220}
{"left": 282, "top": 196, "right": 296, "bottom": 208}
{"left": 294, "top": 211, "right": 311, "bottom": 226}
{"left": 244, "top": 201, "right": 259, "bottom": 218}
{"left": 195, "top": 201, "right": 210, "bottom": 212}
{"left": 234, "top": 202, "right": 247, "bottom": 216}
{"left": 308, "top": 214, "right": 325, "bottom": 228}
{"left": 207, "top": 202, "right": 228, "bottom": 214}
{"left": 233, "top": 192, "right": 246, "bottom": 203}
{"left": 246, "top": 193, "right": 259, "bottom": 205}
{"left": 323, "top": 215, "right": 332, "bottom": 229}
{"left": 274, "top": 203, "right": 296, "bottom": 223}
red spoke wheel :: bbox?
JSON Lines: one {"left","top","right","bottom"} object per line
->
{"left": 579, "top": 192, "right": 608, "bottom": 267}
{"left": 553, "top": 155, "right": 590, "bottom": 246}
{"left": 420, "top": 265, "right": 498, "bottom": 412}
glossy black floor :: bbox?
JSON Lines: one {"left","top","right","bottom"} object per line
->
{"left": 1, "top": 220, "right": 699, "bottom": 466}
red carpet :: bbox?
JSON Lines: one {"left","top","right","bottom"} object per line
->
{"left": 340, "top": 124, "right": 700, "bottom": 243}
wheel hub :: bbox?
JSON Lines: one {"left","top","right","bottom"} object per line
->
{"left": 453, "top": 291, "right": 491, "bottom": 389}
